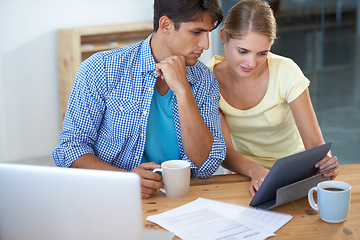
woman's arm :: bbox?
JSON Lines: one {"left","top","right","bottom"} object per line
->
{"left": 219, "top": 111, "right": 269, "bottom": 196}
{"left": 289, "top": 89, "right": 339, "bottom": 179}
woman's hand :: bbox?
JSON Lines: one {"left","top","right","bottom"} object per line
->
{"left": 315, "top": 154, "right": 339, "bottom": 180}
{"left": 249, "top": 166, "right": 269, "bottom": 197}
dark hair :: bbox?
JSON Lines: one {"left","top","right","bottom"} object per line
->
{"left": 153, "top": 0, "right": 223, "bottom": 32}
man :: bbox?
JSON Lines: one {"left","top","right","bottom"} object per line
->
{"left": 53, "top": 0, "right": 225, "bottom": 198}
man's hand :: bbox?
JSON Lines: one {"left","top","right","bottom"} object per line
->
{"left": 131, "top": 162, "right": 162, "bottom": 199}
{"left": 155, "top": 55, "right": 190, "bottom": 95}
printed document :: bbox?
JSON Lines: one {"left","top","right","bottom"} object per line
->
{"left": 147, "top": 198, "right": 292, "bottom": 240}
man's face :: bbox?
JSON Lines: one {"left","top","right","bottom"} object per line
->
{"left": 166, "top": 11, "right": 214, "bottom": 66}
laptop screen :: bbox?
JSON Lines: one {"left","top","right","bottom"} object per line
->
{"left": 0, "top": 163, "right": 143, "bottom": 240}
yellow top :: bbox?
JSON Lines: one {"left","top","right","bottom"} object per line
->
{"left": 207, "top": 53, "right": 309, "bottom": 169}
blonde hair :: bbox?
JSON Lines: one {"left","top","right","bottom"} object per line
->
{"left": 223, "top": 0, "right": 277, "bottom": 42}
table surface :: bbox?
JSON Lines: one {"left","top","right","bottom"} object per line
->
{"left": 142, "top": 164, "right": 360, "bottom": 239}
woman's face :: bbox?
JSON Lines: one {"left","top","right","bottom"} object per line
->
{"left": 222, "top": 30, "right": 273, "bottom": 78}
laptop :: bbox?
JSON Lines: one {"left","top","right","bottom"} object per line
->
{"left": 0, "top": 163, "right": 143, "bottom": 240}
{"left": 249, "top": 142, "right": 333, "bottom": 209}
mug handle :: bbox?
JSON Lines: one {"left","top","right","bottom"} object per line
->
{"left": 308, "top": 186, "right": 319, "bottom": 211}
{"left": 152, "top": 168, "right": 165, "bottom": 193}
{"left": 153, "top": 168, "right": 162, "bottom": 174}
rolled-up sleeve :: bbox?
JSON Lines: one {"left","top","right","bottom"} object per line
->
{"left": 53, "top": 54, "right": 107, "bottom": 167}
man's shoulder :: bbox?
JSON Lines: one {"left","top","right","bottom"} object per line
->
{"left": 77, "top": 41, "right": 150, "bottom": 78}
{"left": 95, "top": 41, "right": 143, "bottom": 62}
{"left": 76, "top": 40, "right": 148, "bottom": 88}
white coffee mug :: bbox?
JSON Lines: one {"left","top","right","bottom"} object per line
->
{"left": 308, "top": 180, "right": 351, "bottom": 223}
{"left": 153, "top": 160, "right": 190, "bottom": 199}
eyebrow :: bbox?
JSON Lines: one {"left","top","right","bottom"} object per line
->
{"left": 193, "top": 27, "right": 211, "bottom": 32}
{"left": 237, "top": 47, "right": 270, "bottom": 53}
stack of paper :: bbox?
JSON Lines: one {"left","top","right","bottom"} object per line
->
{"left": 147, "top": 198, "right": 292, "bottom": 240}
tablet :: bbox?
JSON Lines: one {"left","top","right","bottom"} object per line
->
{"left": 249, "top": 142, "right": 332, "bottom": 209}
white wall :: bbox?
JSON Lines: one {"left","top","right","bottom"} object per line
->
{"left": 0, "top": 0, "right": 154, "bottom": 163}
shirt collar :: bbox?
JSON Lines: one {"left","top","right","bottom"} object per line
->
{"left": 140, "top": 33, "right": 157, "bottom": 75}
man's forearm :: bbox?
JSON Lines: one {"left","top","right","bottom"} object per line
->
{"left": 176, "top": 91, "right": 213, "bottom": 167}
{"left": 71, "top": 153, "right": 126, "bottom": 172}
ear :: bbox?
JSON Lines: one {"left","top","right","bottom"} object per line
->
{"left": 220, "top": 28, "right": 227, "bottom": 44}
{"left": 158, "top": 16, "right": 173, "bottom": 34}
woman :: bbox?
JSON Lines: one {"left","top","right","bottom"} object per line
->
{"left": 207, "top": 0, "right": 338, "bottom": 196}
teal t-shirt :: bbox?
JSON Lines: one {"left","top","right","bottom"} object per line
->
{"left": 141, "top": 87, "right": 181, "bottom": 165}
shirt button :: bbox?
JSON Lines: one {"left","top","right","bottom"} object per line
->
{"left": 148, "top": 87, "right": 152, "bottom": 91}
{"left": 135, "top": 156, "right": 139, "bottom": 159}
{"left": 119, "top": 107, "right": 124, "bottom": 111}
{"left": 140, "top": 133, "right": 144, "bottom": 137}
{"left": 143, "top": 110, "right": 147, "bottom": 115}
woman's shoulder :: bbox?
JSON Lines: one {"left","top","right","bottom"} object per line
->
{"left": 268, "top": 52, "right": 299, "bottom": 69}
{"left": 268, "top": 53, "right": 309, "bottom": 102}
{"left": 268, "top": 52, "right": 294, "bottom": 63}
{"left": 206, "top": 55, "right": 226, "bottom": 72}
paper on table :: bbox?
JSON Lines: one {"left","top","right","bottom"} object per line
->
{"left": 147, "top": 198, "right": 292, "bottom": 240}
{"left": 201, "top": 198, "right": 292, "bottom": 233}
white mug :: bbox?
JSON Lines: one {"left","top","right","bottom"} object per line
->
{"left": 308, "top": 180, "right": 351, "bottom": 223}
{"left": 153, "top": 160, "right": 190, "bottom": 199}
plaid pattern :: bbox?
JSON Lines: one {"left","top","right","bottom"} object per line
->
{"left": 53, "top": 34, "right": 225, "bottom": 178}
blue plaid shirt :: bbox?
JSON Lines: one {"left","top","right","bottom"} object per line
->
{"left": 53, "top": 34, "right": 225, "bottom": 178}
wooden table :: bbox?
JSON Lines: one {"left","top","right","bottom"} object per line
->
{"left": 142, "top": 164, "right": 360, "bottom": 239}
